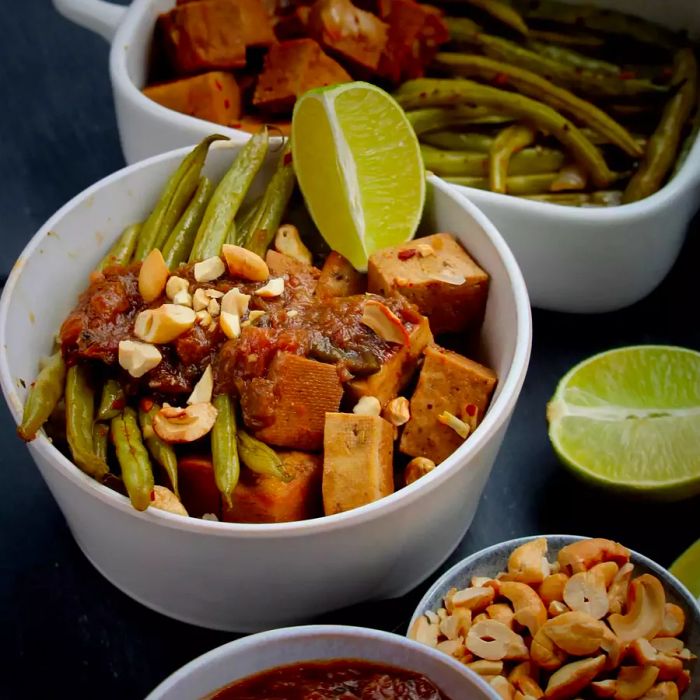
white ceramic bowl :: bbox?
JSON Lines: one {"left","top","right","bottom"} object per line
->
{"left": 146, "top": 625, "right": 501, "bottom": 700}
{"left": 53, "top": 0, "right": 700, "bottom": 313}
{"left": 0, "top": 142, "right": 530, "bottom": 632}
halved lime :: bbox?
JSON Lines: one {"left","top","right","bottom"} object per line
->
{"left": 291, "top": 81, "right": 425, "bottom": 271}
{"left": 670, "top": 538, "right": 700, "bottom": 600}
{"left": 546, "top": 345, "right": 700, "bottom": 500}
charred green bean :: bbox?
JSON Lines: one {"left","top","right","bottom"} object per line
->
{"left": 445, "top": 173, "right": 559, "bottom": 195}
{"left": 139, "top": 402, "right": 179, "bottom": 497}
{"left": 93, "top": 422, "right": 109, "bottom": 462}
{"left": 238, "top": 430, "right": 292, "bottom": 482}
{"left": 111, "top": 407, "right": 154, "bottom": 511}
{"left": 211, "top": 394, "right": 239, "bottom": 508}
{"left": 489, "top": 124, "right": 536, "bottom": 193}
{"left": 17, "top": 351, "right": 66, "bottom": 441}
{"left": 527, "top": 40, "right": 620, "bottom": 76}
{"left": 98, "top": 223, "right": 140, "bottom": 271}
{"left": 97, "top": 379, "right": 125, "bottom": 422}
{"left": 406, "top": 106, "right": 512, "bottom": 135}
{"left": 422, "top": 130, "right": 495, "bottom": 152}
{"left": 461, "top": 0, "right": 529, "bottom": 36}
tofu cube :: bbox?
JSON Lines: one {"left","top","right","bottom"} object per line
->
{"left": 223, "top": 451, "right": 323, "bottom": 523}
{"left": 400, "top": 344, "right": 497, "bottom": 464}
{"left": 347, "top": 312, "right": 433, "bottom": 406}
{"left": 177, "top": 456, "right": 221, "bottom": 519}
{"left": 253, "top": 352, "right": 344, "bottom": 450}
{"left": 322, "top": 413, "right": 394, "bottom": 515}
{"left": 253, "top": 39, "right": 351, "bottom": 114}
{"left": 143, "top": 72, "right": 241, "bottom": 127}
{"left": 316, "top": 251, "right": 367, "bottom": 299}
{"left": 368, "top": 233, "right": 489, "bottom": 335}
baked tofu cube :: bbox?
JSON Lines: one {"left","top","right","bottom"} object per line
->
{"left": 253, "top": 39, "right": 351, "bottom": 113}
{"left": 400, "top": 344, "right": 497, "bottom": 464}
{"left": 316, "top": 251, "right": 367, "bottom": 299}
{"left": 368, "top": 233, "right": 489, "bottom": 335}
{"left": 348, "top": 312, "right": 433, "bottom": 406}
{"left": 143, "top": 72, "right": 241, "bottom": 126}
{"left": 178, "top": 456, "right": 221, "bottom": 518}
{"left": 307, "top": 0, "right": 389, "bottom": 72}
{"left": 253, "top": 352, "right": 344, "bottom": 450}
{"left": 160, "top": 0, "right": 247, "bottom": 74}
{"left": 223, "top": 451, "right": 323, "bottom": 523}
{"left": 322, "top": 413, "right": 394, "bottom": 515}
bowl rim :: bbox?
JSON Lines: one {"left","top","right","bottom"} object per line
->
{"left": 0, "top": 142, "right": 532, "bottom": 538}
{"left": 144, "top": 624, "right": 502, "bottom": 700}
{"left": 109, "top": 0, "right": 700, "bottom": 219}
{"left": 408, "top": 533, "right": 700, "bottom": 632}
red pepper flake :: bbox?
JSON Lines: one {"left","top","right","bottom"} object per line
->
{"left": 465, "top": 403, "right": 477, "bottom": 417}
{"left": 214, "top": 80, "right": 223, "bottom": 92}
{"left": 398, "top": 249, "right": 417, "bottom": 260}
{"left": 619, "top": 70, "right": 637, "bottom": 80}
{"left": 284, "top": 152, "right": 293, "bottom": 165}
{"left": 224, "top": 98, "right": 231, "bottom": 110}
{"left": 493, "top": 73, "right": 509, "bottom": 87}
{"left": 140, "top": 397, "right": 154, "bottom": 413}
{"left": 150, "top": 490, "right": 156, "bottom": 502}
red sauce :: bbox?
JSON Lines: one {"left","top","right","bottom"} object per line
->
{"left": 208, "top": 660, "right": 453, "bottom": 700}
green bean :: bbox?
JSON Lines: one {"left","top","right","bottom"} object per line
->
{"left": 445, "top": 173, "right": 558, "bottom": 195}
{"left": 237, "top": 430, "right": 292, "bottom": 482}
{"left": 111, "top": 407, "right": 154, "bottom": 511}
{"left": 445, "top": 16, "right": 482, "bottom": 43}
{"left": 65, "top": 365, "right": 109, "bottom": 480}
{"left": 135, "top": 135, "right": 227, "bottom": 261}
{"left": 18, "top": 351, "right": 66, "bottom": 441}
{"left": 488, "top": 124, "right": 536, "bottom": 193}
{"left": 459, "top": 0, "right": 529, "bottom": 36}
{"left": 93, "top": 422, "right": 109, "bottom": 462}
{"left": 512, "top": 0, "right": 678, "bottom": 50}
{"left": 406, "top": 106, "right": 512, "bottom": 135}
{"left": 139, "top": 403, "right": 179, "bottom": 498}
{"left": 422, "top": 130, "right": 495, "bottom": 152}
{"left": 161, "top": 176, "right": 214, "bottom": 269}
{"left": 211, "top": 394, "right": 240, "bottom": 508}
{"left": 244, "top": 145, "right": 296, "bottom": 256}
{"left": 398, "top": 79, "right": 615, "bottom": 187}
{"left": 231, "top": 197, "right": 262, "bottom": 246}
{"left": 189, "top": 129, "right": 269, "bottom": 262}
{"left": 431, "top": 54, "right": 642, "bottom": 157}
{"left": 97, "top": 223, "right": 140, "bottom": 271}
{"left": 96, "top": 379, "right": 125, "bottom": 421}
{"left": 580, "top": 128, "right": 647, "bottom": 151}
{"left": 528, "top": 29, "right": 604, "bottom": 49}
{"left": 527, "top": 40, "right": 620, "bottom": 76}
{"left": 623, "top": 49, "right": 699, "bottom": 203}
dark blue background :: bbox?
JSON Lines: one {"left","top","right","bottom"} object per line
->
{"left": 0, "top": 2, "right": 698, "bottom": 697}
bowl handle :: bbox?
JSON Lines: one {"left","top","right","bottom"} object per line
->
{"left": 53, "top": 0, "right": 127, "bottom": 42}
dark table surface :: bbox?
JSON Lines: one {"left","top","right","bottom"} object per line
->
{"left": 1, "top": 3, "right": 699, "bottom": 698}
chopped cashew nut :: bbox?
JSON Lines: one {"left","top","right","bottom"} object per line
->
{"left": 508, "top": 538, "right": 550, "bottom": 585}
{"left": 487, "top": 603, "right": 515, "bottom": 629}
{"left": 274, "top": 224, "right": 312, "bottom": 264}
{"left": 404, "top": 457, "right": 438, "bottom": 486}
{"left": 151, "top": 485, "right": 188, "bottom": 516}
{"left": 532, "top": 627, "right": 568, "bottom": 671}
{"left": 172, "top": 289, "right": 193, "bottom": 307}
{"left": 153, "top": 403, "right": 218, "bottom": 443}
{"left": 452, "top": 586, "right": 495, "bottom": 612}
{"left": 659, "top": 604, "right": 685, "bottom": 637}
{"left": 609, "top": 562, "right": 635, "bottom": 614}
{"left": 557, "top": 539, "right": 630, "bottom": 575}
{"left": 187, "top": 366, "right": 213, "bottom": 405}
{"left": 415, "top": 242, "right": 435, "bottom": 257}
{"left": 220, "top": 311, "right": 241, "bottom": 339}
{"left": 287, "top": 309, "right": 298, "bottom": 318}
{"left": 563, "top": 570, "right": 610, "bottom": 620}
{"left": 222, "top": 244, "right": 269, "bottom": 281}
{"left": 630, "top": 639, "right": 683, "bottom": 681}
{"left": 254, "top": 277, "right": 285, "bottom": 298}
{"left": 409, "top": 616, "right": 439, "bottom": 647}
{"left": 201, "top": 513, "right": 219, "bottom": 521}
{"left": 436, "top": 639, "right": 464, "bottom": 657}
{"left": 606, "top": 666, "right": 659, "bottom": 699}
{"left": 361, "top": 300, "right": 409, "bottom": 345}
{"left": 221, "top": 287, "right": 251, "bottom": 317}
{"left": 499, "top": 581, "right": 547, "bottom": 636}
{"left": 438, "top": 410, "right": 471, "bottom": 439}
{"left": 196, "top": 310, "right": 213, "bottom": 326}
{"left": 540, "top": 611, "right": 607, "bottom": 656}
{"left": 384, "top": 396, "right": 410, "bottom": 426}
{"left": 468, "top": 660, "right": 504, "bottom": 676}
{"left": 242, "top": 310, "right": 266, "bottom": 327}
{"left": 548, "top": 601, "right": 569, "bottom": 617}
{"left": 466, "top": 620, "right": 528, "bottom": 661}
{"left": 352, "top": 396, "right": 381, "bottom": 416}
{"left": 608, "top": 575, "right": 666, "bottom": 643}
{"left": 118, "top": 340, "right": 162, "bottom": 378}
{"left": 205, "top": 289, "right": 223, "bottom": 299}
{"left": 490, "top": 676, "right": 516, "bottom": 700}
{"left": 207, "top": 298, "right": 220, "bottom": 317}
{"left": 544, "top": 655, "right": 606, "bottom": 700}
{"left": 193, "top": 256, "right": 225, "bottom": 283}
{"left": 439, "top": 608, "right": 471, "bottom": 640}
{"left": 134, "top": 304, "right": 196, "bottom": 344}
{"left": 638, "top": 682, "right": 680, "bottom": 700}
{"left": 539, "top": 573, "right": 569, "bottom": 606}
{"left": 166, "top": 276, "right": 189, "bottom": 300}
{"left": 600, "top": 626, "right": 625, "bottom": 670}
{"left": 192, "top": 288, "right": 209, "bottom": 311}
{"left": 139, "top": 248, "right": 169, "bottom": 303}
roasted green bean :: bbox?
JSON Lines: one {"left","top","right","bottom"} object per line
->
{"left": 135, "top": 135, "right": 227, "bottom": 261}
{"left": 528, "top": 28, "right": 604, "bottom": 49}
{"left": 189, "top": 129, "right": 269, "bottom": 262}
{"left": 139, "top": 403, "right": 179, "bottom": 498}
{"left": 406, "top": 106, "right": 512, "bottom": 135}
{"left": 230, "top": 197, "right": 262, "bottom": 246}
{"left": 489, "top": 124, "right": 536, "bottom": 193}
{"left": 211, "top": 394, "right": 240, "bottom": 508}
{"left": 98, "top": 223, "right": 140, "bottom": 271}
{"left": 97, "top": 379, "right": 125, "bottom": 422}
{"left": 17, "top": 351, "right": 66, "bottom": 441}
{"left": 520, "top": 191, "right": 623, "bottom": 206}
{"left": 422, "top": 130, "right": 495, "bottom": 152}
{"left": 460, "top": 0, "right": 529, "bottom": 36}
{"left": 398, "top": 79, "right": 616, "bottom": 186}
{"left": 527, "top": 40, "right": 620, "bottom": 76}
{"left": 111, "top": 407, "right": 154, "bottom": 511}
{"left": 244, "top": 145, "right": 296, "bottom": 256}
{"left": 93, "top": 422, "right": 109, "bottom": 462}
{"left": 445, "top": 173, "right": 558, "bottom": 195}
{"left": 66, "top": 365, "right": 109, "bottom": 479}
{"left": 623, "top": 49, "right": 699, "bottom": 203}
{"left": 161, "top": 176, "right": 214, "bottom": 269}
{"left": 238, "top": 430, "right": 292, "bottom": 482}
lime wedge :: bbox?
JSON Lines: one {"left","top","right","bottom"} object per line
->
{"left": 546, "top": 345, "right": 700, "bottom": 499}
{"left": 670, "top": 538, "right": 700, "bottom": 599}
{"left": 291, "top": 81, "right": 425, "bottom": 271}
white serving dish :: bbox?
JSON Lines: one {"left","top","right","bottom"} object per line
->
{"left": 0, "top": 142, "right": 530, "bottom": 632}
{"left": 146, "top": 625, "right": 501, "bottom": 699}
{"left": 53, "top": 0, "right": 700, "bottom": 313}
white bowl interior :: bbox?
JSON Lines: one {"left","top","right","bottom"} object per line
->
{"left": 146, "top": 626, "right": 501, "bottom": 700}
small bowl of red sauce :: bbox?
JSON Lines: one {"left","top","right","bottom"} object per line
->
{"left": 146, "top": 625, "right": 501, "bottom": 700}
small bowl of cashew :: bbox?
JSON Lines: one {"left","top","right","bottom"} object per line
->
{"left": 408, "top": 535, "right": 700, "bottom": 700}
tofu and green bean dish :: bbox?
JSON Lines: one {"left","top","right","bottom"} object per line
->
{"left": 17, "top": 133, "right": 497, "bottom": 523}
